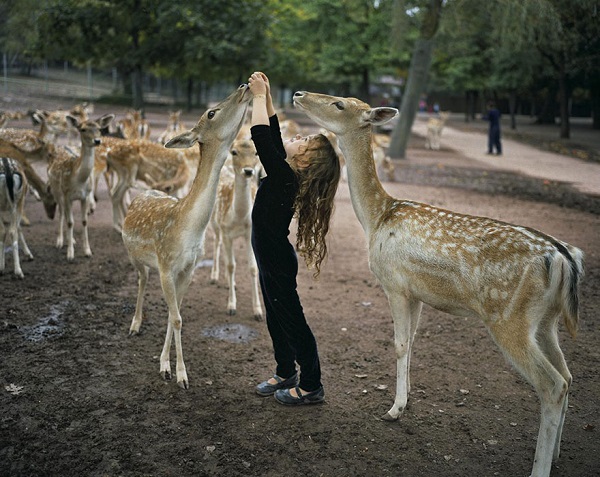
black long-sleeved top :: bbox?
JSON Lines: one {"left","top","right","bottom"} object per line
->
{"left": 251, "top": 115, "right": 299, "bottom": 279}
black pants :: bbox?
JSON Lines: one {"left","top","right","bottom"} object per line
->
{"left": 258, "top": 268, "right": 322, "bottom": 392}
{"left": 488, "top": 126, "right": 502, "bottom": 154}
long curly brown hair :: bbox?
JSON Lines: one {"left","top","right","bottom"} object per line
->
{"left": 291, "top": 134, "right": 341, "bottom": 278}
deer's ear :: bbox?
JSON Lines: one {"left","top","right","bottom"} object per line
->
{"left": 164, "top": 130, "right": 198, "bottom": 148}
{"left": 66, "top": 115, "right": 80, "bottom": 129}
{"left": 363, "top": 107, "right": 398, "bottom": 126}
{"left": 98, "top": 114, "right": 115, "bottom": 129}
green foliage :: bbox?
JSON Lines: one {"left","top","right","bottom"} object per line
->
{"left": 0, "top": 0, "right": 597, "bottom": 113}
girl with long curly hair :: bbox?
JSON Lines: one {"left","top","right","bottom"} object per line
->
{"left": 248, "top": 71, "right": 340, "bottom": 405}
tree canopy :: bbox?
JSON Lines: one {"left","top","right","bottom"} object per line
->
{"left": 0, "top": 0, "right": 597, "bottom": 132}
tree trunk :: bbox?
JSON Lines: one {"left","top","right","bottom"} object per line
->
{"left": 388, "top": 0, "right": 442, "bottom": 159}
{"left": 509, "top": 90, "right": 517, "bottom": 130}
{"left": 132, "top": 65, "right": 144, "bottom": 110}
{"left": 360, "top": 68, "right": 370, "bottom": 104}
{"left": 388, "top": 39, "right": 434, "bottom": 159}
{"left": 592, "top": 77, "right": 600, "bottom": 130}
{"left": 558, "top": 63, "right": 570, "bottom": 139}
{"left": 186, "top": 78, "right": 193, "bottom": 112}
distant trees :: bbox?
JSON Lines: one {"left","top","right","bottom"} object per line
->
{"left": 0, "top": 0, "right": 597, "bottom": 135}
{"left": 430, "top": 0, "right": 600, "bottom": 137}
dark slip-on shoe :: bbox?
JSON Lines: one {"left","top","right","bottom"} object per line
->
{"left": 255, "top": 373, "right": 298, "bottom": 397}
{"left": 274, "top": 385, "right": 325, "bottom": 405}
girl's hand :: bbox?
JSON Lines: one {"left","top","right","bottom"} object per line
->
{"left": 257, "top": 72, "right": 271, "bottom": 96}
{"left": 248, "top": 72, "right": 267, "bottom": 96}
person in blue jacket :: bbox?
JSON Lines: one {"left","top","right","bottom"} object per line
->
{"left": 248, "top": 71, "right": 340, "bottom": 405}
{"left": 485, "top": 101, "right": 502, "bottom": 155}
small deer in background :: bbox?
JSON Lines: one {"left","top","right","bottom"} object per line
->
{"left": 157, "top": 110, "right": 186, "bottom": 144}
{"left": 293, "top": 91, "right": 583, "bottom": 477}
{"left": 0, "top": 157, "right": 33, "bottom": 278}
{"left": 100, "top": 138, "right": 191, "bottom": 232}
{"left": 47, "top": 114, "right": 114, "bottom": 260}
{"left": 118, "top": 110, "right": 150, "bottom": 140}
{"left": 0, "top": 110, "right": 25, "bottom": 130}
{"left": 121, "top": 84, "right": 251, "bottom": 389}
{"left": 210, "top": 138, "right": 263, "bottom": 320}
{"left": 425, "top": 111, "right": 450, "bottom": 150}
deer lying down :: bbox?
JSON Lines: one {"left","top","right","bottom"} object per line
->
{"left": 0, "top": 157, "right": 33, "bottom": 278}
{"left": 293, "top": 90, "right": 584, "bottom": 477}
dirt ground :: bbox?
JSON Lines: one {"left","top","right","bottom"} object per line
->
{"left": 1, "top": 102, "right": 599, "bottom": 477}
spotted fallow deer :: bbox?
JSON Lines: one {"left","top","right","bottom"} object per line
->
{"left": 0, "top": 157, "right": 33, "bottom": 278}
{"left": 47, "top": 114, "right": 114, "bottom": 260}
{"left": 34, "top": 102, "right": 94, "bottom": 144}
{"left": 121, "top": 84, "right": 251, "bottom": 389}
{"left": 118, "top": 110, "right": 150, "bottom": 140}
{"left": 0, "top": 110, "right": 24, "bottom": 130}
{"left": 157, "top": 110, "right": 186, "bottom": 144}
{"left": 292, "top": 91, "right": 584, "bottom": 477}
{"left": 0, "top": 137, "right": 57, "bottom": 220}
{"left": 425, "top": 111, "right": 450, "bottom": 150}
{"left": 210, "top": 138, "right": 263, "bottom": 320}
{"left": 100, "top": 138, "right": 191, "bottom": 232}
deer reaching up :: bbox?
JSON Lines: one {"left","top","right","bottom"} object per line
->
{"left": 47, "top": 114, "right": 114, "bottom": 260}
{"left": 121, "top": 84, "right": 251, "bottom": 389}
{"left": 0, "top": 157, "right": 33, "bottom": 278}
{"left": 210, "top": 138, "right": 263, "bottom": 320}
{"left": 292, "top": 91, "right": 583, "bottom": 477}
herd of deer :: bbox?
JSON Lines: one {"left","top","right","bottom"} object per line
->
{"left": 0, "top": 85, "right": 583, "bottom": 477}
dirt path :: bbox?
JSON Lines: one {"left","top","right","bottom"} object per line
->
{"left": 1, "top": 108, "right": 599, "bottom": 477}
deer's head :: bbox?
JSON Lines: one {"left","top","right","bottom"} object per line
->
{"left": 230, "top": 139, "right": 260, "bottom": 179}
{"left": 293, "top": 91, "right": 398, "bottom": 137}
{"left": 164, "top": 85, "right": 251, "bottom": 150}
{"left": 66, "top": 114, "right": 115, "bottom": 147}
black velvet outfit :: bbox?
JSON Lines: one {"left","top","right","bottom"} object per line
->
{"left": 250, "top": 115, "right": 322, "bottom": 392}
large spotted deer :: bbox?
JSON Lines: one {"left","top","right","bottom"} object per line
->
{"left": 0, "top": 157, "right": 33, "bottom": 278}
{"left": 47, "top": 114, "right": 114, "bottom": 260}
{"left": 210, "top": 138, "right": 263, "bottom": 320}
{"left": 121, "top": 84, "right": 251, "bottom": 389}
{"left": 292, "top": 91, "right": 583, "bottom": 477}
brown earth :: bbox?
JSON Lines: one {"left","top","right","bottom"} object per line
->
{"left": 1, "top": 103, "right": 599, "bottom": 477}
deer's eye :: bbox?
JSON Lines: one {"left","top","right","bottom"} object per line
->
{"left": 334, "top": 102, "right": 344, "bottom": 111}
{"left": 231, "top": 149, "right": 238, "bottom": 156}
{"left": 208, "top": 110, "right": 216, "bottom": 119}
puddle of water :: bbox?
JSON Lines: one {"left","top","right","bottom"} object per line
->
{"left": 20, "top": 301, "right": 69, "bottom": 342}
{"left": 201, "top": 323, "right": 258, "bottom": 344}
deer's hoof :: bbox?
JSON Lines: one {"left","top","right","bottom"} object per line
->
{"left": 381, "top": 411, "right": 399, "bottom": 422}
{"left": 161, "top": 370, "right": 172, "bottom": 381}
{"left": 178, "top": 379, "right": 189, "bottom": 390}
{"left": 227, "top": 309, "right": 236, "bottom": 316}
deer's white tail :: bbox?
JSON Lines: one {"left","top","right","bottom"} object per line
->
{"left": 548, "top": 242, "right": 583, "bottom": 338}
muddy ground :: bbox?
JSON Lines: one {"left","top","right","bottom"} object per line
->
{"left": 1, "top": 103, "right": 599, "bottom": 476}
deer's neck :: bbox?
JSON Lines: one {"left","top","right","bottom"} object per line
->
{"left": 338, "top": 128, "right": 391, "bottom": 235}
{"left": 179, "top": 142, "right": 229, "bottom": 234}
{"left": 76, "top": 143, "right": 96, "bottom": 183}
{"left": 232, "top": 175, "right": 253, "bottom": 218}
